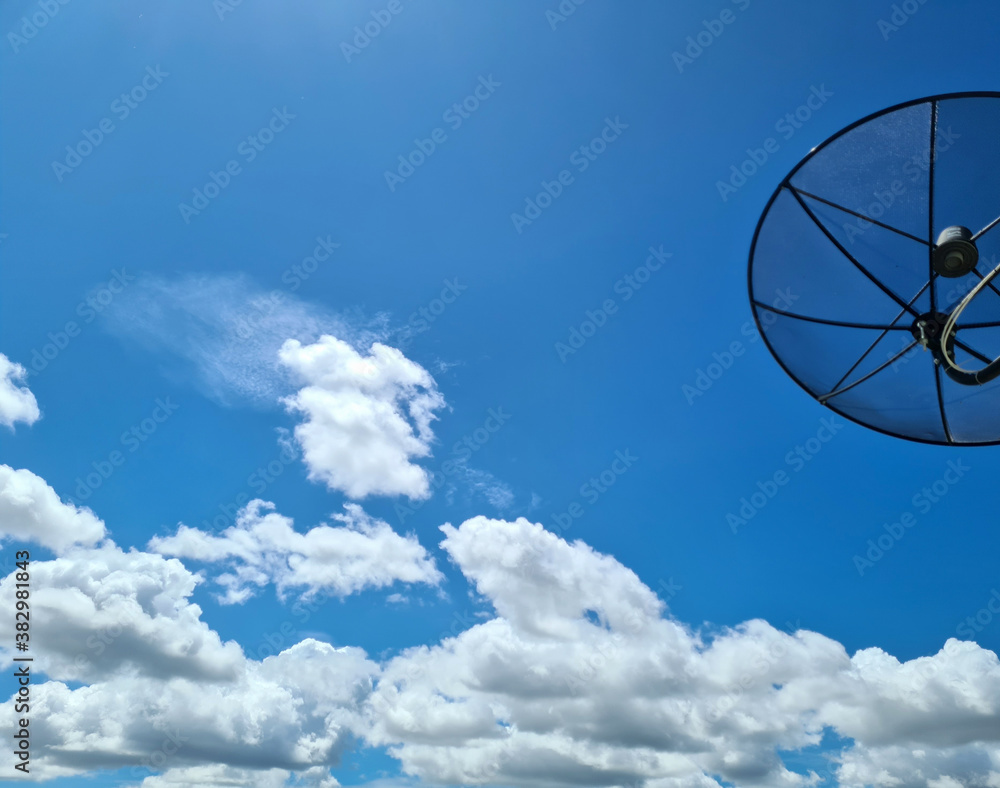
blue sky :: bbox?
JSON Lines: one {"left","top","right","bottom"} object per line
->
{"left": 2, "top": 1, "right": 1000, "bottom": 786}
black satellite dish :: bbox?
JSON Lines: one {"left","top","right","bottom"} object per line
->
{"left": 749, "top": 92, "right": 1000, "bottom": 446}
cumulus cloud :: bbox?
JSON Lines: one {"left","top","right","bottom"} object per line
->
{"left": 5, "top": 507, "right": 1000, "bottom": 788}
{"left": 279, "top": 336, "right": 446, "bottom": 500}
{"left": 0, "top": 354, "right": 39, "bottom": 429}
{"left": 99, "top": 273, "right": 387, "bottom": 407}
{"left": 440, "top": 516, "right": 664, "bottom": 637}
{"left": 0, "top": 465, "right": 105, "bottom": 553}
{"left": 834, "top": 741, "right": 1000, "bottom": 787}
{"left": 0, "top": 473, "right": 378, "bottom": 781}
{"left": 361, "top": 516, "right": 1000, "bottom": 788}
{"left": 0, "top": 542, "right": 244, "bottom": 682}
{"left": 818, "top": 640, "right": 1000, "bottom": 787}
{"left": 0, "top": 639, "right": 378, "bottom": 781}
{"left": 148, "top": 500, "right": 443, "bottom": 604}
{"left": 365, "top": 518, "right": 825, "bottom": 787}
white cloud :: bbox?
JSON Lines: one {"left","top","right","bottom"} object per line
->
{"left": 468, "top": 470, "right": 515, "bottom": 509}
{"left": 816, "top": 639, "right": 1000, "bottom": 787}
{"left": 439, "top": 516, "right": 664, "bottom": 638}
{"left": 0, "top": 353, "right": 39, "bottom": 428}
{"left": 134, "top": 765, "right": 298, "bottom": 788}
{"left": 148, "top": 500, "right": 443, "bottom": 604}
{"left": 0, "top": 542, "right": 244, "bottom": 682}
{"left": 0, "top": 475, "right": 377, "bottom": 781}
{"left": 100, "top": 273, "right": 387, "bottom": 407}
{"left": 440, "top": 460, "right": 515, "bottom": 511}
{"left": 5, "top": 506, "right": 1000, "bottom": 788}
{"left": 279, "top": 336, "right": 446, "bottom": 500}
{"left": 815, "top": 638, "right": 1000, "bottom": 745}
{"left": 0, "top": 639, "right": 378, "bottom": 781}
{"left": 361, "top": 516, "right": 1000, "bottom": 788}
{"left": 0, "top": 465, "right": 106, "bottom": 553}
{"left": 835, "top": 742, "right": 1000, "bottom": 788}
{"left": 133, "top": 764, "right": 341, "bottom": 788}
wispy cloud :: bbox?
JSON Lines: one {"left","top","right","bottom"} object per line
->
{"left": 442, "top": 460, "right": 515, "bottom": 510}
{"left": 100, "top": 273, "right": 388, "bottom": 407}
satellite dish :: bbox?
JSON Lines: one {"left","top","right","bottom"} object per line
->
{"left": 748, "top": 92, "right": 1000, "bottom": 446}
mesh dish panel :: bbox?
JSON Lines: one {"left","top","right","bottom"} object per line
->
{"left": 749, "top": 93, "right": 1000, "bottom": 446}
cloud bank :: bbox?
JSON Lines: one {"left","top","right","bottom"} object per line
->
{"left": 367, "top": 517, "right": 1000, "bottom": 788}
{"left": 2, "top": 474, "right": 999, "bottom": 787}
